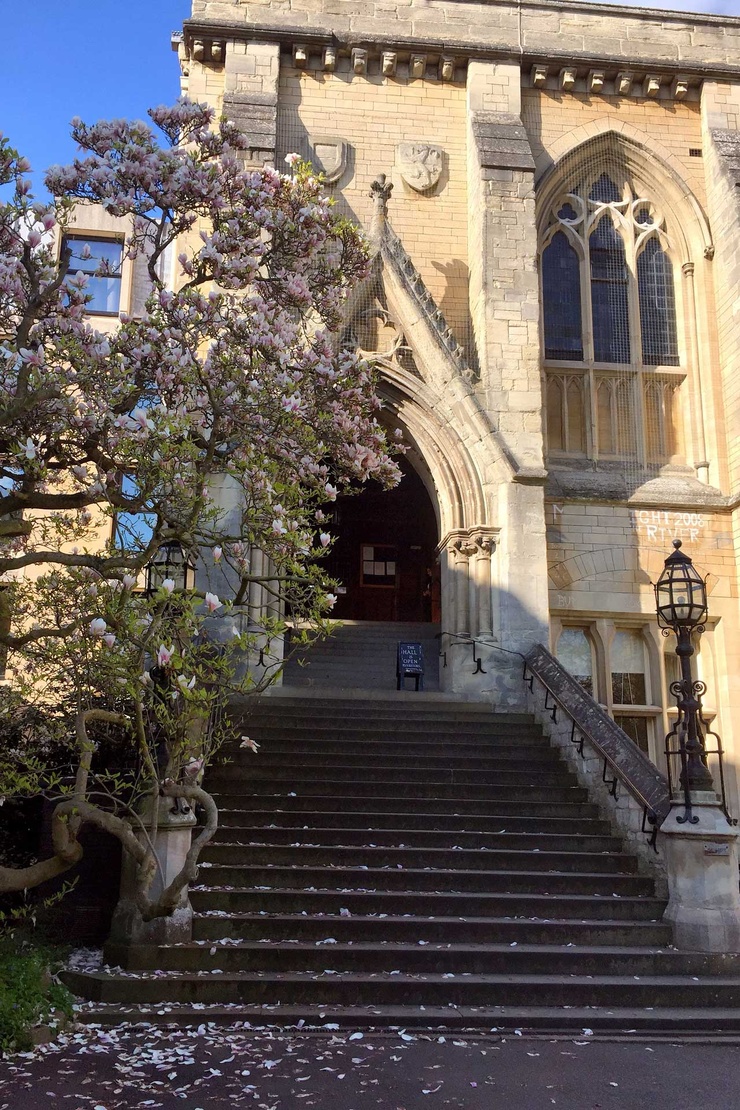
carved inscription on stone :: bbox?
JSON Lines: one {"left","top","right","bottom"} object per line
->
{"left": 396, "top": 142, "right": 443, "bottom": 192}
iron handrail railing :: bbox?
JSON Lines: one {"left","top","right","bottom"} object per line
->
{"left": 521, "top": 643, "right": 672, "bottom": 843}
{"left": 436, "top": 631, "right": 489, "bottom": 674}
{"left": 437, "top": 634, "right": 673, "bottom": 844}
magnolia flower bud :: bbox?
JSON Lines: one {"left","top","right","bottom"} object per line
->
{"left": 204, "top": 592, "right": 221, "bottom": 613}
{"left": 89, "top": 618, "right": 107, "bottom": 636}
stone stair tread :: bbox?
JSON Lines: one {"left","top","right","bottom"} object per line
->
{"left": 208, "top": 842, "right": 627, "bottom": 856}
{"left": 196, "top": 864, "right": 641, "bottom": 880}
{"left": 71, "top": 969, "right": 740, "bottom": 986}
{"left": 168, "top": 941, "right": 686, "bottom": 956}
{"left": 192, "top": 912, "right": 666, "bottom": 927}
{"left": 72, "top": 1001, "right": 740, "bottom": 1036}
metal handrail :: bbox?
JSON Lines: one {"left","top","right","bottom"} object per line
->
{"left": 434, "top": 634, "right": 672, "bottom": 839}
{"left": 521, "top": 643, "right": 672, "bottom": 841}
{"left": 436, "top": 630, "right": 489, "bottom": 674}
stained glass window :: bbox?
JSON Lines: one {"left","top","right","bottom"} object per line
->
{"left": 542, "top": 232, "right": 583, "bottom": 361}
{"left": 638, "top": 239, "right": 679, "bottom": 366}
{"left": 590, "top": 217, "right": 630, "bottom": 364}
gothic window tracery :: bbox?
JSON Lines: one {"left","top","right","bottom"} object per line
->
{"left": 540, "top": 169, "right": 683, "bottom": 466}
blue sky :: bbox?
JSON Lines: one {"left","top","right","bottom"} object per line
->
{"left": 2, "top": 0, "right": 739, "bottom": 192}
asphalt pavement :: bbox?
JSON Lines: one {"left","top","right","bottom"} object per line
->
{"left": 1, "top": 1023, "right": 738, "bottom": 1110}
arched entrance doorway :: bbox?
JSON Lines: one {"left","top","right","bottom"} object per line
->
{"left": 322, "top": 457, "right": 439, "bottom": 622}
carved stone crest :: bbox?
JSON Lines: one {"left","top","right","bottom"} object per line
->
{"left": 308, "top": 135, "right": 348, "bottom": 184}
{"left": 396, "top": 142, "right": 444, "bottom": 192}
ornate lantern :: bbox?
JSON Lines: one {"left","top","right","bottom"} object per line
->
{"left": 145, "top": 541, "right": 196, "bottom": 595}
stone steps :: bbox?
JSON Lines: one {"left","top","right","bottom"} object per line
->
{"left": 64, "top": 693, "right": 740, "bottom": 1033}
{"left": 65, "top": 969, "right": 740, "bottom": 1009}
{"left": 281, "top": 621, "right": 441, "bottom": 691}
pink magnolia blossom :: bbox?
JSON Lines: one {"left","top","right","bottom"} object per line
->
{"left": 319, "top": 533, "right": 331, "bottom": 547}
{"left": 204, "top": 591, "right": 221, "bottom": 613}
{"left": 89, "top": 618, "right": 107, "bottom": 636}
{"left": 103, "top": 632, "right": 117, "bottom": 647}
{"left": 161, "top": 579, "right": 175, "bottom": 595}
{"left": 157, "top": 644, "right": 175, "bottom": 667}
{"left": 240, "top": 736, "right": 260, "bottom": 753}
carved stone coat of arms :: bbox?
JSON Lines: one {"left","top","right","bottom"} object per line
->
{"left": 396, "top": 142, "right": 444, "bottom": 192}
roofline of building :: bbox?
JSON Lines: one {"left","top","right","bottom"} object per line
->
{"left": 182, "top": 11, "right": 740, "bottom": 82}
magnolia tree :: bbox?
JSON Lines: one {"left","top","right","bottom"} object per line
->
{"left": 0, "top": 101, "right": 400, "bottom": 919}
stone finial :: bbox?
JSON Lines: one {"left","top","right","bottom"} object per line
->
{"left": 440, "top": 57, "right": 455, "bottom": 82}
{"left": 409, "top": 53, "right": 427, "bottom": 80}
{"left": 352, "top": 48, "right": 368, "bottom": 75}
{"left": 616, "top": 71, "right": 634, "bottom": 96}
{"left": 588, "top": 70, "right": 605, "bottom": 94}
{"left": 369, "top": 174, "right": 393, "bottom": 246}
{"left": 672, "top": 75, "right": 689, "bottom": 100}
{"left": 323, "top": 46, "right": 337, "bottom": 72}
{"left": 370, "top": 174, "right": 393, "bottom": 214}
{"left": 644, "top": 74, "right": 662, "bottom": 98}
{"left": 531, "top": 64, "right": 548, "bottom": 88}
{"left": 559, "top": 67, "right": 577, "bottom": 92}
{"left": 293, "top": 45, "right": 308, "bottom": 68}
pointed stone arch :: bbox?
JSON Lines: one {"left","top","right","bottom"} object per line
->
{"left": 377, "top": 365, "right": 489, "bottom": 537}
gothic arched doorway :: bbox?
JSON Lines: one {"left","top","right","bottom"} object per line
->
{"left": 322, "top": 457, "right": 439, "bottom": 622}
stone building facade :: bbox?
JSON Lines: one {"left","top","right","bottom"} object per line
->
{"left": 70, "top": 1, "right": 740, "bottom": 809}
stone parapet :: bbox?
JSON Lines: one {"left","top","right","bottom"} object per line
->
{"left": 187, "top": 0, "right": 740, "bottom": 76}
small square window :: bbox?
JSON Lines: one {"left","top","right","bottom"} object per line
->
{"left": 361, "top": 545, "right": 397, "bottom": 587}
{"left": 62, "top": 235, "right": 123, "bottom": 315}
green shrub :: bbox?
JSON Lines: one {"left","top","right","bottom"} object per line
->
{"left": 0, "top": 938, "right": 73, "bottom": 1055}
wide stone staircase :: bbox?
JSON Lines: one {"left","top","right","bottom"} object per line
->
{"left": 67, "top": 694, "right": 740, "bottom": 1035}
{"left": 281, "top": 620, "right": 441, "bottom": 690}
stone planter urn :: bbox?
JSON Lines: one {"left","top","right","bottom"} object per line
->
{"left": 104, "top": 795, "right": 197, "bottom": 970}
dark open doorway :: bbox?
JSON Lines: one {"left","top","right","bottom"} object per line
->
{"left": 323, "top": 458, "right": 439, "bottom": 622}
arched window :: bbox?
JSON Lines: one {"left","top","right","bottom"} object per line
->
{"left": 540, "top": 167, "right": 684, "bottom": 466}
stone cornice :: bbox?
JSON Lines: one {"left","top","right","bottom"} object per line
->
{"left": 182, "top": 6, "right": 740, "bottom": 82}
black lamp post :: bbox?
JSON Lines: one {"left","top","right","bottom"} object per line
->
{"left": 145, "top": 541, "right": 196, "bottom": 596}
{"left": 654, "top": 540, "right": 715, "bottom": 815}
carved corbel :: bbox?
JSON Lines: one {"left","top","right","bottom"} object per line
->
{"left": 410, "top": 54, "right": 427, "bottom": 80}
{"left": 382, "top": 51, "right": 397, "bottom": 77}
{"left": 531, "top": 64, "right": 548, "bottom": 88}
{"left": 440, "top": 57, "right": 455, "bottom": 83}
{"left": 352, "top": 48, "right": 368, "bottom": 75}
